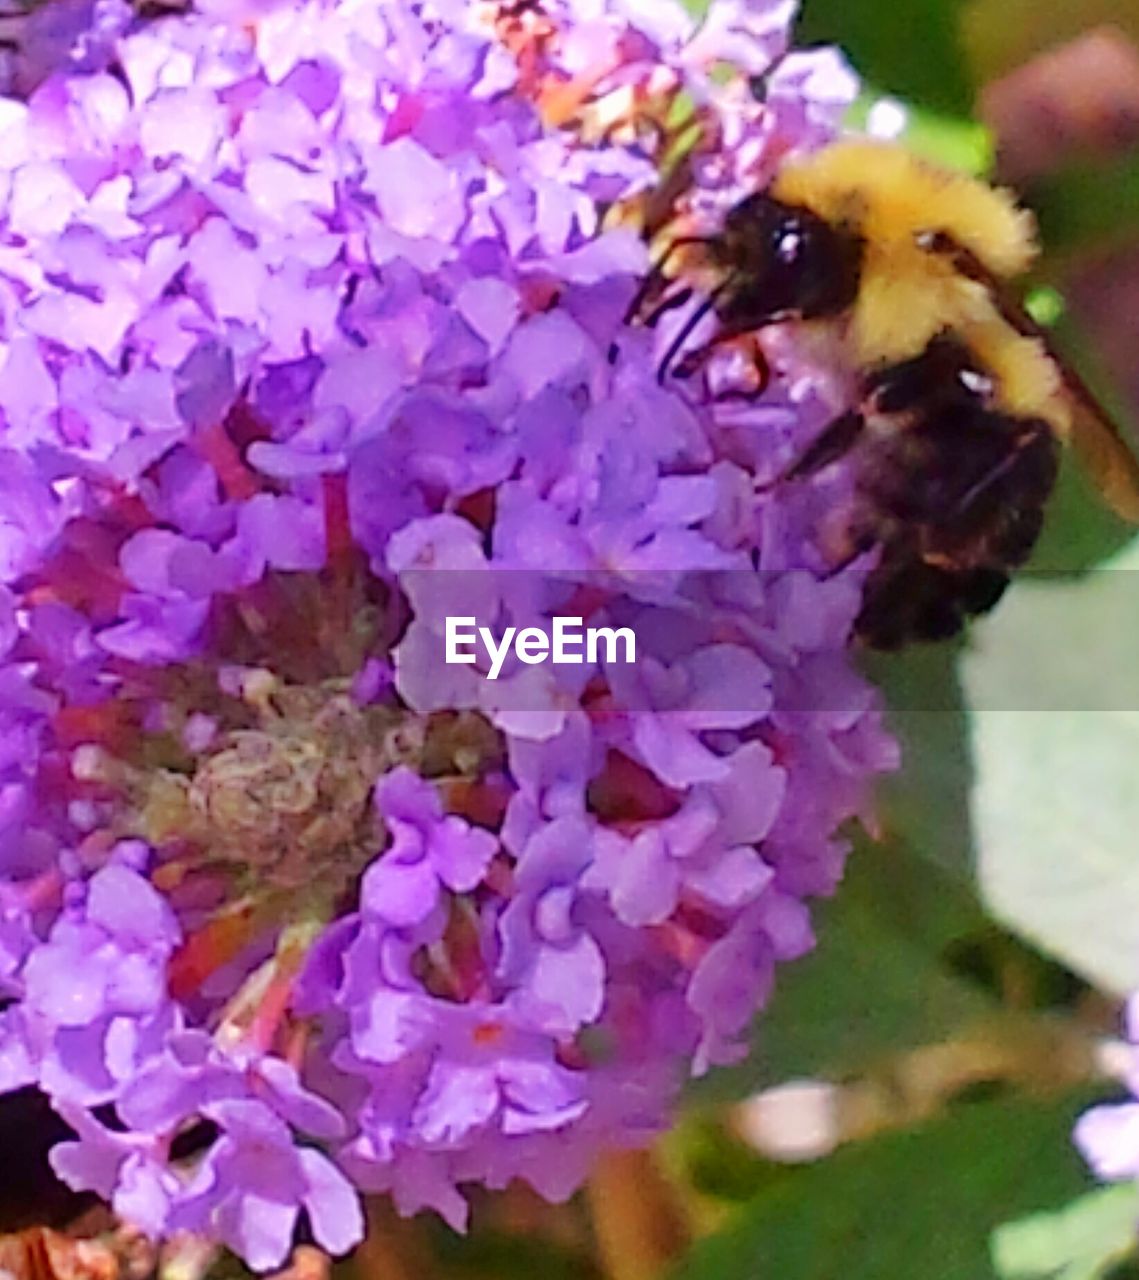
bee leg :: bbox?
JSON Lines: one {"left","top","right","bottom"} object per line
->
{"left": 757, "top": 409, "right": 865, "bottom": 493}
{"left": 820, "top": 532, "right": 877, "bottom": 580}
{"left": 713, "top": 381, "right": 768, "bottom": 405}
{"left": 608, "top": 287, "right": 695, "bottom": 366}
{"left": 672, "top": 323, "right": 769, "bottom": 384}
{"left": 697, "top": 340, "right": 771, "bottom": 403}
{"left": 642, "top": 285, "right": 695, "bottom": 330}
{"left": 660, "top": 304, "right": 768, "bottom": 386}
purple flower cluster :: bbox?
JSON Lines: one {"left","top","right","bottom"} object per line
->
{"left": 0, "top": 0, "right": 895, "bottom": 1267}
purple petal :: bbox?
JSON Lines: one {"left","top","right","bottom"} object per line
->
{"left": 299, "top": 1149, "right": 365, "bottom": 1257}
{"left": 361, "top": 855, "right": 439, "bottom": 928}
{"left": 429, "top": 817, "right": 498, "bottom": 894}
{"left": 412, "top": 1061, "right": 499, "bottom": 1145}
{"left": 609, "top": 830, "right": 681, "bottom": 927}
{"left": 633, "top": 715, "right": 730, "bottom": 789}
{"left": 113, "top": 1154, "right": 175, "bottom": 1237}
{"left": 352, "top": 991, "right": 424, "bottom": 1065}
{"left": 220, "top": 1193, "right": 297, "bottom": 1274}
{"left": 527, "top": 935, "right": 605, "bottom": 1033}
{"left": 258, "top": 1057, "right": 346, "bottom": 1141}
{"left": 1074, "top": 1104, "right": 1139, "bottom": 1180}
{"left": 364, "top": 138, "right": 464, "bottom": 242}
{"left": 87, "top": 865, "right": 178, "bottom": 950}
{"left": 683, "top": 846, "right": 773, "bottom": 909}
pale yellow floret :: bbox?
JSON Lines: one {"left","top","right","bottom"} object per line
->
{"left": 772, "top": 140, "right": 1038, "bottom": 279}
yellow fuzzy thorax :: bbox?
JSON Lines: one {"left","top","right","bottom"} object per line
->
{"left": 773, "top": 141, "right": 1065, "bottom": 427}
{"left": 962, "top": 316, "right": 1070, "bottom": 433}
{"left": 772, "top": 141, "right": 1037, "bottom": 279}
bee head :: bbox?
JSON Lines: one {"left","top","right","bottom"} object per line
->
{"left": 712, "top": 193, "right": 862, "bottom": 326}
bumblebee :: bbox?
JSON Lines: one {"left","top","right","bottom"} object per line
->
{"left": 628, "top": 140, "right": 1139, "bottom": 647}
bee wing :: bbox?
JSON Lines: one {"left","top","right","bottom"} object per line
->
{"left": 1056, "top": 353, "right": 1139, "bottom": 522}
{"left": 923, "top": 231, "right": 1139, "bottom": 523}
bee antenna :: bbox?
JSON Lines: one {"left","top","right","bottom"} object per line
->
{"left": 608, "top": 234, "right": 710, "bottom": 366}
{"left": 642, "top": 285, "right": 695, "bottom": 330}
{"left": 618, "top": 235, "right": 709, "bottom": 324}
{"left": 607, "top": 286, "right": 695, "bottom": 367}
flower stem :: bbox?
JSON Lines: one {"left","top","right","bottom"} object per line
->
{"left": 353, "top": 1199, "right": 438, "bottom": 1280}
{"left": 586, "top": 1149, "right": 690, "bottom": 1280}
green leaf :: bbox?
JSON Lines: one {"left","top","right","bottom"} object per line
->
{"left": 861, "top": 641, "right": 977, "bottom": 878}
{"left": 962, "top": 534, "right": 1139, "bottom": 995}
{"left": 796, "top": 0, "right": 974, "bottom": 116}
{"left": 992, "top": 1185, "right": 1139, "bottom": 1280}
{"left": 691, "top": 838, "right": 992, "bottom": 1100}
{"left": 674, "top": 1093, "right": 1100, "bottom": 1280}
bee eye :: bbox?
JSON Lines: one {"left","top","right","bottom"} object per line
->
{"left": 715, "top": 195, "right": 862, "bottom": 327}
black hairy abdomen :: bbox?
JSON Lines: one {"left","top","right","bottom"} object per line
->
{"left": 851, "top": 344, "right": 1059, "bottom": 648}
